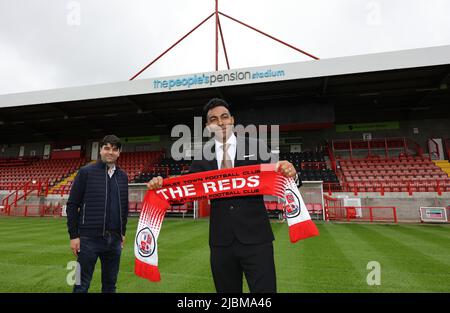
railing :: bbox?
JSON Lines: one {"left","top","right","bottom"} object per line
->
{"left": 1, "top": 180, "right": 50, "bottom": 194}
{"left": 331, "top": 137, "right": 424, "bottom": 159}
{"left": 1, "top": 180, "right": 50, "bottom": 213}
{"left": 298, "top": 162, "right": 327, "bottom": 170}
{"left": 3, "top": 203, "right": 63, "bottom": 217}
{"left": 1, "top": 180, "right": 32, "bottom": 212}
{"left": 445, "top": 138, "right": 450, "bottom": 160}
{"left": 325, "top": 206, "right": 397, "bottom": 223}
{"left": 324, "top": 179, "right": 450, "bottom": 196}
{"left": 143, "top": 166, "right": 170, "bottom": 178}
{"left": 0, "top": 156, "right": 38, "bottom": 167}
{"left": 428, "top": 138, "right": 441, "bottom": 160}
{"left": 404, "top": 137, "right": 424, "bottom": 157}
{"left": 49, "top": 183, "right": 72, "bottom": 197}
{"left": 323, "top": 194, "right": 343, "bottom": 206}
{"left": 326, "top": 142, "right": 337, "bottom": 171}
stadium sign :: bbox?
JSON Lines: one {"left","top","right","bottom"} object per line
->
{"left": 419, "top": 207, "right": 449, "bottom": 223}
{"left": 2, "top": 45, "right": 450, "bottom": 108}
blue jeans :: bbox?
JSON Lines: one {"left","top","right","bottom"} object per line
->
{"left": 73, "top": 231, "right": 122, "bottom": 293}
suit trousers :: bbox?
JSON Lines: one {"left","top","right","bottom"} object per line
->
{"left": 210, "top": 239, "right": 276, "bottom": 293}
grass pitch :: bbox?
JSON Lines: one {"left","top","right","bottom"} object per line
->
{"left": 0, "top": 217, "right": 449, "bottom": 293}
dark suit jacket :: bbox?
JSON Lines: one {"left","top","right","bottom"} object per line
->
{"left": 189, "top": 136, "right": 275, "bottom": 247}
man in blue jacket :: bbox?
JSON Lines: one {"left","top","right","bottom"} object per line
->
{"left": 66, "top": 135, "right": 129, "bottom": 293}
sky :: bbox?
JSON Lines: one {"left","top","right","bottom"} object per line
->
{"left": 0, "top": 0, "right": 450, "bottom": 95}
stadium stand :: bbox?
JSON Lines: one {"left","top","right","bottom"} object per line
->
{"left": 125, "top": 152, "right": 330, "bottom": 219}
{"left": 130, "top": 151, "right": 338, "bottom": 184}
{"left": 154, "top": 157, "right": 192, "bottom": 176}
{"left": 279, "top": 151, "right": 339, "bottom": 183}
{"left": 330, "top": 154, "right": 450, "bottom": 194}
{"left": 1, "top": 157, "right": 87, "bottom": 215}
{"left": 3, "top": 143, "right": 445, "bottom": 220}
{"left": 0, "top": 157, "right": 86, "bottom": 191}
{"left": 433, "top": 159, "right": 450, "bottom": 177}
{"left": 131, "top": 157, "right": 193, "bottom": 183}
{"left": 116, "top": 151, "right": 164, "bottom": 182}
{"left": 321, "top": 137, "right": 450, "bottom": 195}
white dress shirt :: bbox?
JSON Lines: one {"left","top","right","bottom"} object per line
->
{"left": 107, "top": 164, "right": 116, "bottom": 178}
{"left": 213, "top": 134, "right": 300, "bottom": 187}
{"left": 215, "top": 133, "right": 237, "bottom": 169}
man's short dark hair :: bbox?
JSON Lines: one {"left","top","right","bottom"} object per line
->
{"left": 203, "top": 98, "right": 231, "bottom": 119}
{"left": 100, "top": 135, "right": 122, "bottom": 150}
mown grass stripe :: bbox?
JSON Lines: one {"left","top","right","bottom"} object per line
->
{"left": 347, "top": 224, "right": 449, "bottom": 292}
{"left": 0, "top": 217, "right": 449, "bottom": 292}
{"left": 360, "top": 224, "right": 450, "bottom": 267}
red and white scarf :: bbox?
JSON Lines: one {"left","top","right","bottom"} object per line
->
{"left": 134, "top": 163, "right": 319, "bottom": 282}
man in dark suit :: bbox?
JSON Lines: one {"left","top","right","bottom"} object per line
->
{"left": 148, "top": 98, "right": 298, "bottom": 293}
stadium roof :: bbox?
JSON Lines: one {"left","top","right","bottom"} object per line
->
{"left": 1, "top": 45, "right": 450, "bottom": 143}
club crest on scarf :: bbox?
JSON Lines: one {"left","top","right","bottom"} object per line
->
{"left": 284, "top": 188, "right": 301, "bottom": 218}
{"left": 136, "top": 227, "right": 156, "bottom": 258}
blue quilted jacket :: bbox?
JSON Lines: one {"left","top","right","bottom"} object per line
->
{"left": 66, "top": 161, "right": 129, "bottom": 239}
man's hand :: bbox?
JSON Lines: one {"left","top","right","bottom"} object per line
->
{"left": 70, "top": 238, "right": 80, "bottom": 257}
{"left": 275, "top": 160, "right": 297, "bottom": 178}
{"left": 121, "top": 236, "right": 125, "bottom": 249}
{"left": 147, "top": 176, "right": 163, "bottom": 190}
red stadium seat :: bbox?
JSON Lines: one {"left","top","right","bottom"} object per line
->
{"left": 336, "top": 153, "right": 447, "bottom": 195}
